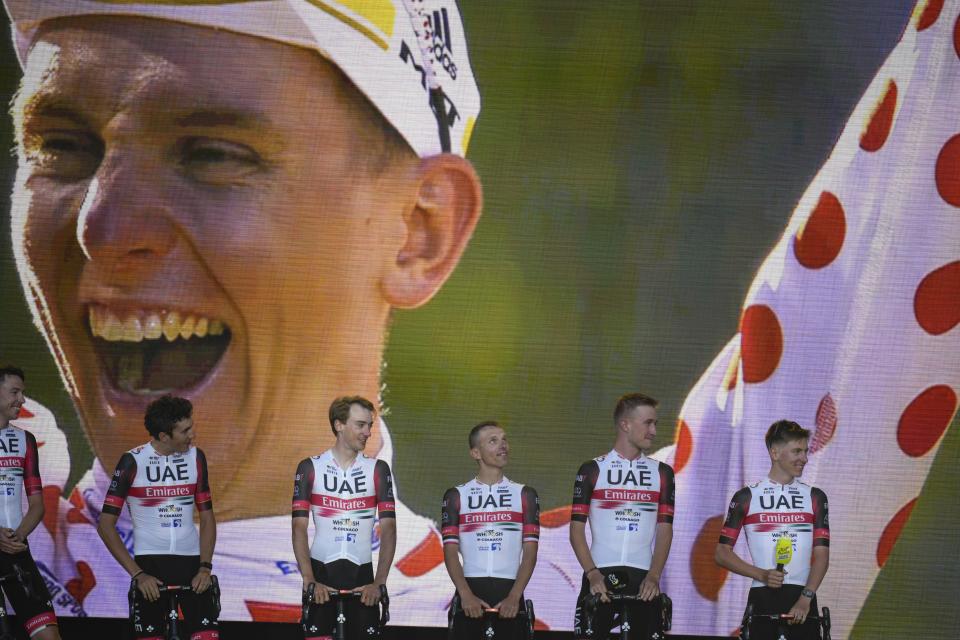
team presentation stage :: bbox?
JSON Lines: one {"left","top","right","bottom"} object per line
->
{"left": 0, "top": 1, "right": 958, "bottom": 639}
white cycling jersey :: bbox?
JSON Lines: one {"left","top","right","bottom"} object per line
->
{"left": 719, "top": 478, "right": 830, "bottom": 588}
{"left": 571, "top": 450, "right": 675, "bottom": 570}
{"left": 292, "top": 450, "right": 396, "bottom": 565}
{"left": 441, "top": 477, "right": 539, "bottom": 579}
{"left": 101, "top": 443, "right": 212, "bottom": 556}
{"left": 0, "top": 425, "right": 43, "bottom": 531}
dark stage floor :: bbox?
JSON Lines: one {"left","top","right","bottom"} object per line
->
{"left": 31, "top": 617, "right": 729, "bottom": 639}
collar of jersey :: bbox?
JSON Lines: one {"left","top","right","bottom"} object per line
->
{"left": 608, "top": 448, "right": 647, "bottom": 463}
{"left": 469, "top": 475, "right": 511, "bottom": 488}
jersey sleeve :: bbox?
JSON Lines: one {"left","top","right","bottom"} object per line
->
{"left": 719, "top": 486, "right": 751, "bottom": 546}
{"left": 374, "top": 459, "right": 396, "bottom": 519}
{"left": 292, "top": 458, "right": 314, "bottom": 518}
{"left": 22, "top": 431, "right": 43, "bottom": 497}
{"left": 102, "top": 453, "right": 137, "bottom": 516}
{"left": 441, "top": 487, "right": 460, "bottom": 545}
{"left": 812, "top": 487, "right": 830, "bottom": 547}
{"left": 571, "top": 460, "right": 599, "bottom": 523}
{"left": 194, "top": 448, "right": 213, "bottom": 512}
{"left": 521, "top": 485, "right": 541, "bottom": 543}
{"left": 657, "top": 463, "right": 675, "bottom": 524}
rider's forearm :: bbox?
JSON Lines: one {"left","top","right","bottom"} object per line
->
{"left": 14, "top": 493, "right": 44, "bottom": 540}
{"left": 198, "top": 509, "right": 216, "bottom": 565}
{"left": 373, "top": 518, "right": 396, "bottom": 586}
{"left": 646, "top": 523, "right": 672, "bottom": 580}
{"left": 443, "top": 543, "right": 474, "bottom": 597}
{"left": 714, "top": 543, "right": 764, "bottom": 582}
{"left": 291, "top": 518, "right": 315, "bottom": 582}
{"left": 509, "top": 541, "right": 538, "bottom": 597}
{"left": 569, "top": 521, "right": 598, "bottom": 573}
{"left": 805, "top": 547, "right": 829, "bottom": 593}
{"left": 97, "top": 515, "right": 141, "bottom": 577}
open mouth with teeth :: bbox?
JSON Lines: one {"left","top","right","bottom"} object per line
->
{"left": 88, "top": 306, "right": 231, "bottom": 395}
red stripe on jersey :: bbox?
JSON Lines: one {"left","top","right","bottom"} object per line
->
{"left": 24, "top": 477, "right": 42, "bottom": 496}
{"left": 744, "top": 512, "right": 813, "bottom": 526}
{"left": 658, "top": 504, "right": 675, "bottom": 516}
{"left": 0, "top": 457, "right": 25, "bottom": 468}
{"left": 128, "top": 484, "right": 196, "bottom": 498}
{"left": 592, "top": 488, "right": 660, "bottom": 502}
{"left": 196, "top": 491, "right": 212, "bottom": 504}
{"left": 522, "top": 524, "right": 540, "bottom": 536}
{"left": 460, "top": 510, "right": 522, "bottom": 525}
{"left": 310, "top": 494, "right": 377, "bottom": 511}
{"left": 814, "top": 528, "right": 830, "bottom": 540}
{"left": 571, "top": 504, "right": 590, "bottom": 516}
{"left": 292, "top": 500, "right": 310, "bottom": 512}
{"left": 103, "top": 495, "right": 124, "bottom": 509}
{"left": 378, "top": 501, "right": 396, "bottom": 513}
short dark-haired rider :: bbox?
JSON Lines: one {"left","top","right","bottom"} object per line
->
{"left": 714, "top": 420, "right": 830, "bottom": 640}
{"left": 96, "top": 394, "right": 220, "bottom": 640}
{"left": 442, "top": 421, "right": 540, "bottom": 639}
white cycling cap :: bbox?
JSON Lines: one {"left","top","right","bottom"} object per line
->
{"left": 3, "top": 0, "right": 480, "bottom": 157}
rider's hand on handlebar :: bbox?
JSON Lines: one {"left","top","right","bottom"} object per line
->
{"left": 0, "top": 528, "right": 26, "bottom": 554}
{"left": 459, "top": 590, "right": 489, "bottom": 619}
{"left": 495, "top": 591, "right": 522, "bottom": 619}
{"left": 760, "top": 568, "right": 785, "bottom": 589}
{"left": 638, "top": 573, "right": 661, "bottom": 601}
{"left": 786, "top": 595, "right": 811, "bottom": 625}
{"left": 358, "top": 583, "right": 382, "bottom": 607}
{"left": 191, "top": 567, "right": 213, "bottom": 594}
{"left": 303, "top": 579, "right": 332, "bottom": 605}
{"left": 135, "top": 572, "right": 163, "bottom": 602}
{"left": 587, "top": 569, "right": 610, "bottom": 603}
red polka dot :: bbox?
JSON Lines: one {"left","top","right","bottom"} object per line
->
{"left": 917, "top": 0, "right": 944, "bottom": 31}
{"left": 955, "top": 13, "right": 960, "bottom": 58}
{"left": 674, "top": 420, "right": 693, "bottom": 474}
{"left": 914, "top": 261, "right": 960, "bottom": 335}
{"left": 65, "top": 561, "right": 97, "bottom": 603}
{"left": 810, "top": 393, "right": 837, "bottom": 454}
{"left": 42, "top": 486, "right": 61, "bottom": 537}
{"left": 396, "top": 531, "right": 444, "bottom": 577}
{"left": 539, "top": 505, "right": 572, "bottom": 528}
{"left": 740, "top": 305, "right": 783, "bottom": 383}
{"left": 897, "top": 385, "right": 958, "bottom": 457}
{"left": 860, "top": 80, "right": 898, "bottom": 152}
{"left": 691, "top": 515, "right": 728, "bottom": 601}
{"left": 794, "top": 192, "right": 846, "bottom": 269}
{"left": 936, "top": 134, "right": 960, "bottom": 206}
{"left": 877, "top": 498, "right": 918, "bottom": 568}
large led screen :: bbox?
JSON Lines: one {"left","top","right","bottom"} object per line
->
{"left": 0, "top": 1, "right": 957, "bottom": 638}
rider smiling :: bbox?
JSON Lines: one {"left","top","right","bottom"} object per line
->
{"left": 442, "top": 421, "right": 539, "bottom": 639}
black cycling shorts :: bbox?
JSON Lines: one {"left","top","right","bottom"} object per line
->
{"left": 746, "top": 585, "right": 821, "bottom": 640}
{"left": 0, "top": 546, "right": 57, "bottom": 637}
{"left": 450, "top": 576, "right": 527, "bottom": 640}
{"left": 573, "top": 566, "right": 663, "bottom": 640}
{"left": 303, "top": 559, "right": 381, "bottom": 640}
{"left": 130, "top": 554, "right": 220, "bottom": 640}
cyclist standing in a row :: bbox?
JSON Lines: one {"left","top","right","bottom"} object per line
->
{"left": 442, "top": 421, "right": 540, "bottom": 639}
{"left": 292, "top": 397, "right": 397, "bottom": 640}
{"left": 570, "top": 393, "right": 676, "bottom": 639}
{"left": 97, "top": 394, "right": 219, "bottom": 640}
{"left": 0, "top": 367, "right": 60, "bottom": 640}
